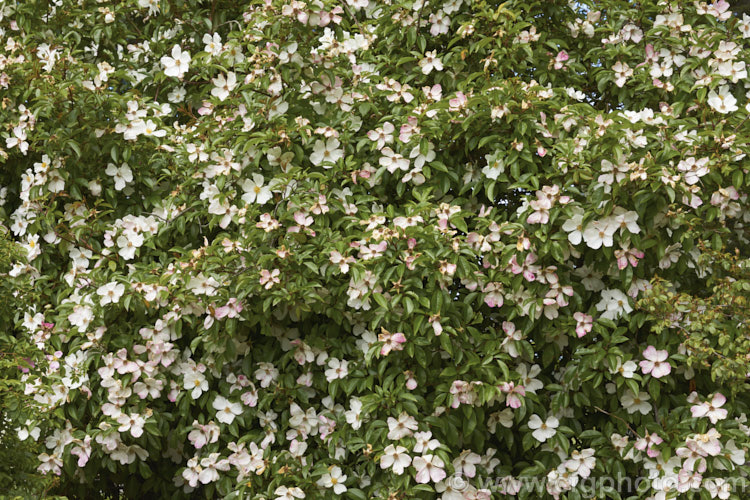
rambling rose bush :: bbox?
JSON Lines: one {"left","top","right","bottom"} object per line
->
{"left": 1, "top": 0, "right": 750, "bottom": 498}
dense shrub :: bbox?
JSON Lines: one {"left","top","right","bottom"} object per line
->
{"left": 1, "top": 0, "right": 750, "bottom": 498}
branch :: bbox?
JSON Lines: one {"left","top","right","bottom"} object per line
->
{"left": 593, "top": 406, "right": 642, "bottom": 439}
{"left": 411, "top": 0, "right": 427, "bottom": 53}
{"left": 341, "top": 1, "right": 365, "bottom": 37}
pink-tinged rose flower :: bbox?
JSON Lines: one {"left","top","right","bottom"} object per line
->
{"left": 379, "top": 329, "right": 406, "bottom": 356}
{"left": 553, "top": 50, "right": 569, "bottom": 69}
{"left": 197, "top": 101, "right": 213, "bottom": 115}
{"left": 448, "top": 92, "right": 467, "bottom": 112}
{"left": 259, "top": 268, "right": 280, "bottom": 289}
{"left": 483, "top": 282, "right": 504, "bottom": 308}
{"left": 214, "top": 298, "right": 243, "bottom": 319}
{"left": 499, "top": 382, "right": 526, "bottom": 409}
{"left": 413, "top": 454, "right": 446, "bottom": 484}
{"left": 405, "top": 372, "right": 417, "bottom": 390}
{"left": 690, "top": 393, "right": 728, "bottom": 424}
{"left": 639, "top": 346, "right": 671, "bottom": 378}
{"left": 615, "top": 247, "right": 645, "bottom": 270}
{"left": 634, "top": 432, "right": 663, "bottom": 458}
{"left": 573, "top": 312, "right": 593, "bottom": 338}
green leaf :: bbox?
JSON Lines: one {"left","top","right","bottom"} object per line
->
{"left": 440, "top": 333, "right": 453, "bottom": 356}
{"left": 346, "top": 489, "right": 367, "bottom": 500}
